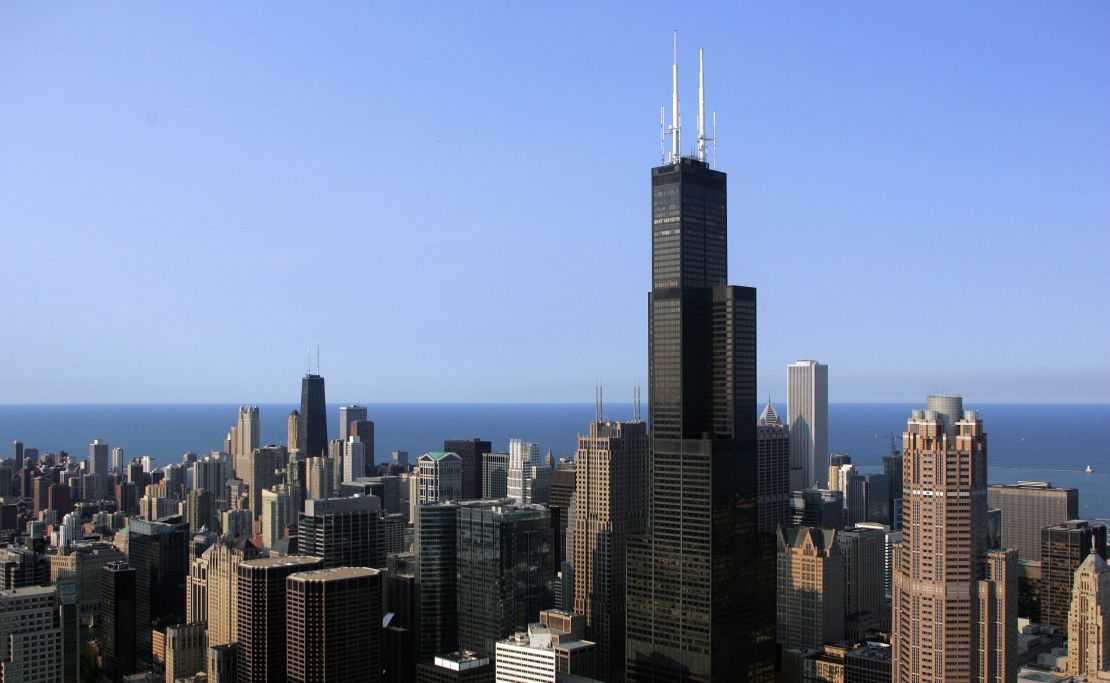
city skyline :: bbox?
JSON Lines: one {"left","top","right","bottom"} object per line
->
{"left": 3, "top": 3, "right": 1108, "bottom": 405}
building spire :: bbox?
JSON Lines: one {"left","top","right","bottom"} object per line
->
{"left": 697, "top": 47, "right": 706, "bottom": 162}
{"left": 671, "top": 30, "right": 681, "bottom": 163}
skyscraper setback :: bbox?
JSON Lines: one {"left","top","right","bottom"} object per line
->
{"left": 625, "top": 41, "right": 771, "bottom": 682}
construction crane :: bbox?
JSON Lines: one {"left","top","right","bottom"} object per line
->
{"left": 875, "top": 433, "right": 899, "bottom": 455}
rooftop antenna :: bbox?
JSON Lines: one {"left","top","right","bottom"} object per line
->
{"left": 633, "top": 383, "right": 642, "bottom": 422}
{"left": 697, "top": 48, "right": 706, "bottom": 162}
{"left": 670, "top": 30, "right": 681, "bottom": 163}
{"left": 659, "top": 105, "right": 666, "bottom": 163}
{"left": 712, "top": 111, "right": 718, "bottom": 167}
{"left": 315, "top": 344, "right": 320, "bottom": 375}
{"left": 306, "top": 346, "right": 311, "bottom": 374}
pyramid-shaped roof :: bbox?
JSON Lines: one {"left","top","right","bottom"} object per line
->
{"left": 1077, "top": 548, "right": 1109, "bottom": 575}
{"left": 758, "top": 397, "right": 782, "bottom": 426}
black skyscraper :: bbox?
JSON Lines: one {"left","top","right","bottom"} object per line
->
{"left": 444, "top": 438, "right": 492, "bottom": 501}
{"left": 127, "top": 515, "right": 189, "bottom": 665}
{"left": 100, "top": 561, "right": 137, "bottom": 682}
{"left": 298, "top": 373, "right": 328, "bottom": 457}
{"left": 625, "top": 144, "right": 773, "bottom": 677}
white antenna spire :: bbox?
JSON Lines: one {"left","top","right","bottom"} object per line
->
{"left": 660, "top": 105, "right": 666, "bottom": 163}
{"left": 697, "top": 48, "right": 706, "bottom": 162}
{"left": 671, "top": 30, "right": 681, "bottom": 163}
{"left": 712, "top": 111, "right": 718, "bottom": 167}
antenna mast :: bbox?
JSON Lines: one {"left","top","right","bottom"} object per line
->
{"left": 670, "top": 30, "right": 681, "bottom": 163}
{"left": 697, "top": 48, "right": 706, "bottom": 162}
{"left": 660, "top": 106, "right": 666, "bottom": 163}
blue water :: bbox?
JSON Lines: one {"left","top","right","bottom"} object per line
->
{"left": 1, "top": 403, "right": 1107, "bottom": 518}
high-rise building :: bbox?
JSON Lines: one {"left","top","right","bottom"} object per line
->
{"left": 1041, "top": 520, "right": 1108, "bottom": 630}
{"left": 892, "top": 396, "right": 1012, "bottom": 683}
{"left": 10, "top": 441, "right": 22, "bottom": 472}
{"left": 286, "top": 567, "right": 381, "bottom": 683}
{"left": 847, "top": 472, "right": 892, "bottom": 526}
{"left": 287, "top": 410, "right": 300, "bottom": 454}
{"left": 444, "top": 439, "right": 492, "bottom": 502}
{"left": 261, "top": 487, "right": 289, "bottom": 550}
{"left": 625, "top": 48, "right": 769, "bottom": 680}
{"left": 790, "top": 487, "right": 844, "bottom": 529}
{"left": 237, "top": 555, "right": 324, "bottom": 683}
{"left": 417, "top": 452, "right": 463, "bottom": 504}
{"left": 305, "top": 456, "right": 331, "bottom": 501}
{"left": 977, "top": 548, "right": 1017, "bottom": 683}
{"left": 338, "top": 405, "right": 368, "bottom": 443}
{"left": 351, "top": 420, "right": 376, "bottom": 476}
{"left": 89, "top": 439, "right": 110, "bottom": 477}
{"left": 988, "top": 481, "right": 1079, "bottom": 562}
{"left": 456, "top": 501, "right": 553, "bottom": 657}
{"left": 481, "top": 452, "right": 510, "bottom": 499}
{"left": 571, "top": 419, "right": 647, "bottom": 682}
{"left": 127, "top": 515, "right": 189, "bottom": 664}
{"left": 883, "top": 451, "right": 904, "bottom": 530}
{"left": 235, "top": 406, "right": 260, "bottom": 461}
{"left": 342, "top": 436, "right": 366, "bottom": 484}
{"left": 828, "top": 453, "right": 854, "bottom": 497}
{"left": 415, "top": 502, "right": 461, "bottom": 660}
{"left": 204, "top": 535, "right": 262, "bottom": 648}
{"left": 165, "top": 622, "right": 206, "bottom": 683}
{"left": 298, "top": 373, "right": 328, "bottom": 458}
{"left": 100, "top": 561, "right": 137, "bottom": 682}
{"left": 757, "top": 398, "right": 791, "bottom": 534}
{"left": 838, "top": 525, "right": 888, "bottom": 635}
{"left": 1067, "top": 548, "right": 1110, "bottom": 676}
{"left": 235, "top": 445, "right": 282, "bottom": 522}
{"left": 48, "top": 541, "right": 127, "bottom": 625}
{"left": 0, "top": 585, "right": 73, "bottom": 683}
{"left": 111, "top": 446, "right": 125, "bottom": 474}
{"left": 299, "top": 496, "right": 384, "bottom": 569}
{"left": 787, "top": 360, "right": 829, "bottom": 491}
{"left": 185, "top": 488, "right": 218, "bottom": 533}
{"left": 507, "top": 439, "right": 550, "bottom": 506}
{"left": 776, "top": 526, "right": 845, "bottom": 651}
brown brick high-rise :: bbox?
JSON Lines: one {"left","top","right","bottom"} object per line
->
{"left": 892, "top": 396, "right": 1014, "bottom": 683}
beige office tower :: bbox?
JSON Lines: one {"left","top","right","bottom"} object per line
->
{"left": 286, "top": 567, "right": 381, "bottom": 683}
{"left": 305, "top": 456, "right": 331, "bottom": 501}
{"left": 571, "top": 419, "right": 647, "bottom": 683}
{"left": 1067, "top": 549, "right": 1110, "bottom": 676}
{"left": 165, "top": 622, "right": 207, "bottom": 682}
{"left": 287, "top": 410, "right": 300, "bottom": 454}
{"left": 261, "top": 487, "right": 289, "bottom": 550}
{"left": 203, "top": 536, "right": 262, "bottom": 647}
{"left": 235, "top": 445, "right": 282, "bottom": 522}
{"left": 776, "top": 526, "right": 845, "bottom": 651}
{"left": 236, "top": 406, "right": 260, "bottom": 463}
{"left": 892, "top": 395, "right": 1012, "bottom": 683}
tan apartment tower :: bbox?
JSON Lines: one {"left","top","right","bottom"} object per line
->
{"left": 571, "top": 418, "right": 648, "bottom": 682}
{"left": 892, "top": 395, "right": 1013, "bottom": 683}
{"left": 1067, "top": 548, "right": 1110, "bottom": 676}
{"left": 286, "top": 567, "right": 381, "bottom": 683}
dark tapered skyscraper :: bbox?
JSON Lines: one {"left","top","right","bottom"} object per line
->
{"left": 298, "top": 373, "right": 328, "bottom": 458}
{"left": 625, "top": 43, "right": 771, "bottom": 682}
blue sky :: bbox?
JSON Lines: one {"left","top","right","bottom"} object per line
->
{"left": 1, "top": 3, "right": 1107, "bottom": 404}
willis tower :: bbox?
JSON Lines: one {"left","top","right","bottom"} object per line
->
{"left": 625, "top": 38, "right": 774, "bottom": 682}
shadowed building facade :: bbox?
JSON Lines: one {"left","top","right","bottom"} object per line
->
{"left": 298, "top": 373, "right": 328, "bottom": 458}
{"left": 624, "top": 147, "right": 771, "bottom": 677}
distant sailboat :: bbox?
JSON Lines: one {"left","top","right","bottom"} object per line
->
{"left": 1086, "top": 465, "right": 1093, "bottom": 473}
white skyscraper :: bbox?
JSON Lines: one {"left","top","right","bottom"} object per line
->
{"left": 508, "top": 439, "right": 550, "bottom": 505}
{"left": 787, "top": 360, "right": 829, "bottom": 490}
{"left": 338, "top": 405, "right": 368, "bottom": 442}
{"left": 111, "top": 447, "right": 125, "bottom": 473}
{"left": 343, "top": 436, "right": 366, "bottom": 483}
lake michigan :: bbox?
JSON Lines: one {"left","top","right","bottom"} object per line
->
{"left": 1, "top": 402, "right": 1107, "bottom": 519}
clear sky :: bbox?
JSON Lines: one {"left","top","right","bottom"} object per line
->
{"left": 1, "top": 3, "right": 1107, "bottom": 404}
